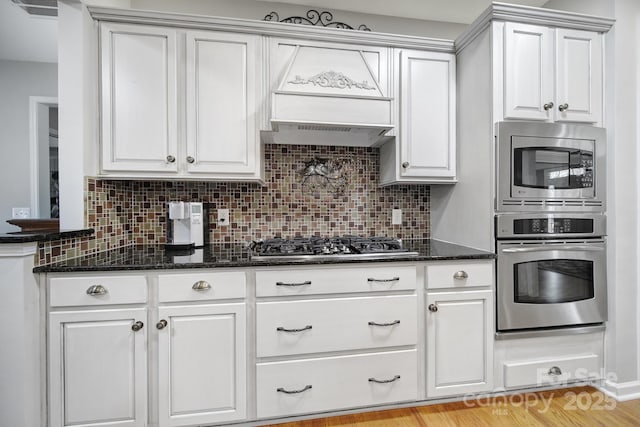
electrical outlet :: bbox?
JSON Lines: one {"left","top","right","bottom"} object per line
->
{"left": 12, "top": 207, "right": 31, "bottom": 219}
{"left": 392, "top": 208, "right": 402, "bottom": 225}
{"left": 217, "top": 209, "right": 230, "bottom": 227}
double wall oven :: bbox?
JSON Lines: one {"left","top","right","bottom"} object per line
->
{"left": 495, "top": 122, "right": 607, "bottom": 335}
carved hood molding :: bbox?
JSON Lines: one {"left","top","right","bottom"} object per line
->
{"left": 267, "top": 41, "right": 394, "bottom": 147}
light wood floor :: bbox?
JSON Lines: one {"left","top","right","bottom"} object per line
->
{"left": 266, "top": 386, "right": 640, "bottom": 426}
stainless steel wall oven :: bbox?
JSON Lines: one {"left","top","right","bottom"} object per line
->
{"left": 496, "top": 122, "right": 606, "bottom": 212}
{"left": 496, "top": 213, "right": 607, "bottom": 333}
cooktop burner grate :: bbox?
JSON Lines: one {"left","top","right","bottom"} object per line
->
{"left": 250, "top": 236, "right": 419, "bottom": 260}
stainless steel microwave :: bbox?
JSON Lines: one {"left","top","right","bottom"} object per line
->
{"left": 496, "top": 122, "right": 606, "bottom": 212}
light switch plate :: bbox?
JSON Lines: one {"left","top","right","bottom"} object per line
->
{"left": 392, "top": 208, "right": 402, "bottom": 225}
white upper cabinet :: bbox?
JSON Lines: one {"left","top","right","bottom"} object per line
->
{"left": 100, "top": 23, "right": 263, "bottom": 181}
{"left": 502, "top": 22, "right": 603, "bottom": 124}
{"left": 100, "top": 23, "right": 179, "bottom": 173}
{"left": 380, "top": 49, "right": 456, "bottom": 185}
{"left": 555, "top": 28, "right": 603, "bottom": 124}
{"left": 503, "top": 23, "right": 554, "bottom": 121}
{"left": 185, "top": 31, "right": 261, "bottom": 178}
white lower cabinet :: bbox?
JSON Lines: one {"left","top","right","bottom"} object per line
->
{"left": 255, "top": 264, "right": 419, "bottom": 420}
{"left": 256, "top": 350, "right": 417, "bottom": 418}
{"left": 426, "top": 290, "right": 493, "bottom": 397}
{"left": 48, "top": 308, "right": 148, "bottom": 427}
{"left": 156, "top": 303, "right": 247, "bottom": 427}
{"left": 425, "top": 260, "right": 494, "bottom": 398}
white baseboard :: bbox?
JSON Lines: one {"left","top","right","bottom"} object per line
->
{"left": 599, "top": 380, "right": 640, "bottom": 401}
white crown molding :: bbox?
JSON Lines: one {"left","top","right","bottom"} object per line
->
{"left": 456, "top": 1, "right": 615, "bottom": 53}
{"left": 87, "top": 6, "right": 455, "bottom": 52}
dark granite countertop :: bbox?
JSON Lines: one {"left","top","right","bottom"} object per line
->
{"left": 34, "top": 239, "right": 494, "bottom": 273}
{"left": 0, "top": 228, "right": 94, "bottom": 244}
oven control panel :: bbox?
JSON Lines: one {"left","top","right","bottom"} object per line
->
{"left": 495, "top": 214, "right": 606, "bottom": 239}
{"left": 514, "top": 218, "right": 593, "bottom": 234}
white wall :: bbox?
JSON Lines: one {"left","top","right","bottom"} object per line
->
{"left": 0, "top": 60, "right": 57, "bottom": 233}
{"left": 545, "top": 0, "right": 640, "bottom": 398}
{"left": 129, "top": 0, "right": 467, "bottom": 39}
{"left": 58, "top": 0, "right": 98, "bottom": 230}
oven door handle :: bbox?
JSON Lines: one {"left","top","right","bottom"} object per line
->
{"left": 501, "top": 246, "right": 604, "bottom": 253}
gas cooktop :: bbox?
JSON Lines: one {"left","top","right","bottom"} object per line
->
{"left": 249, "top": 236, "right": 419, "bottom": 261}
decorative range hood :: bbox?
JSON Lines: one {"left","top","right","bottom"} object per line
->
{"left": 264, "top": 41, "right": 394, "bottom": 147}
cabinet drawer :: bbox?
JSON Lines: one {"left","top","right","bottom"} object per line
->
{"left": 158, "top": 271, "right": 246, "bottom": 302}
{"left": 257, "top": 295, "right": 416, "bottom": 357}
{"left": 257, "top": 349, "right": 417, "bottom": 418}
{"left": 504, "top": 354, "right": 601, "bottom": 389}
{"left": 49, "top": 275, "right": 147, "bottom": 307}
{"left": 426, "top": 261, "right": 493, "bottom": 289}
{"left": 256, "top": 266, "right": 416, "bottom": 297}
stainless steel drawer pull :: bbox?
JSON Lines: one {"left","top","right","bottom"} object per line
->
{"left": 276, "top": 280, "right": 312, "bottom": 287}
{"left": 428, "top": 304, "right": 438, "bottom": 312}
{"left": 558, "top": 103, "right": 569, "bottom": 112}
{"left": 453, "top": 271, "right": 468, "bottom": 280}
{"left": 192, "top": 281, "right": 211, "bottom": 291}
{"left": 548, "top": 366, "right": 562, "bottom": 376}
{"left": 156, "top": 319, "right": 168, "bottom": 330}
{"left": 131, "top": 321, "right": 144, "bottom": 332}
{"left": 368, "top": 320, "right": 401, "bottom": 327}
{"left": 369, "top": 375, "right": 401, "bottom": 384}
{"left": 277, "top": 385, "right": 312, "bottom": 394}
{"left": 367, "top": 277, "right": 400, "bottom": 283}
{"left": 86, "top": 285, "right": 108, "bottom": 296}
{"left": 277, "top": 325, "right": 312, "bottom": 333}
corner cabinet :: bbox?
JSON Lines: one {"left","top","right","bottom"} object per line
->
{"left": 500, "top": 22, "right": 603, "bottom": 125}
{"left": 380, "top": 49, "right": 456, "bottom": 185}
{"left": 100, "top": 22, "right": 263, "bottom": 181}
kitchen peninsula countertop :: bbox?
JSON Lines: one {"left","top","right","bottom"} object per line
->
{"left": 34, "top": 239, "right": 494, "bottom": 273}
{"left": 0, "top": 228, "right": 94, "bottom": 244}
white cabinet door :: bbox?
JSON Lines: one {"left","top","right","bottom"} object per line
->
{"left": 186, "top": 31, "right": 261, "bottom": 178}
{"left": 503, "top": 22, "right": 554, "bottom": 121}
{"left": 100, "top": 23, "right": 178, "bottom": 173}
{"left": 426, "top": 290, "right": 493, "bottom": 397}
{"left": 555, "top": 28, "right": 602, "bottom": 124}
{"left": 48, "top": 308, "right": 147, "bottom": 427}
{"left": 157, "top": 303, "right": 246, "bottom": 426}
{"left": 398, "top": 49, "right": 456, "bottom": 180}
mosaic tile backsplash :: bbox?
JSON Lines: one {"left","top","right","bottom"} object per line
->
{"left": 36, "top": 144, "right": 430, "bottom": 265}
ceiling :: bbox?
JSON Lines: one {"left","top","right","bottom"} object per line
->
{"left": 0, "top": 0, "right": 549, "bottom": 63}
{"left": 0, "top": 0, "right": 58, "bottom": 62}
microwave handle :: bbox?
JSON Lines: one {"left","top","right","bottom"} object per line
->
{"left": 501, "top": 246, "right": 604, "bottom": 253}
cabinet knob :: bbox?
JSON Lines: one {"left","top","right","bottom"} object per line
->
{"left": 86, "top": 285, "right": 108, "bottom": 296}
{"left": 543, "top": 102, "right": 554, "bottom": 111}
{"left": 186, "top": 156, "right": 195, "bottom": 164}
{"left": 453, "top": 270, "right": 469, "bottom": 280}
{"left": 402, "top": 162, "right": 410, "bottom": 169}
{"left": 156, "top": 319, "right": 168, "bottom": 330}
{"left": 166, "top": 155, "right": 176, "bottom": 163}
{"left": 548, "top": 366, "right": 562, "bottom": 376}
{"left": 428, "top": 304, "right": 438, "bottom": 312}
{"left": 131, "top": 321, "right": 144, "bottom": 332}
{"left": 558, "top": 103, "right": 569, "bottom": 112}
{"left": 192, "top": 280, "right": 211, "bottom": 291}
